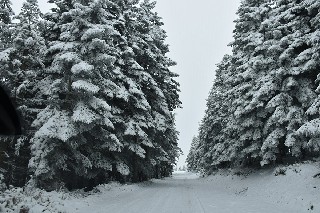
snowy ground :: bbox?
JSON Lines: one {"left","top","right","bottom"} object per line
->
{"left": 1, "top": 161, "right": 320, "bottom": 213}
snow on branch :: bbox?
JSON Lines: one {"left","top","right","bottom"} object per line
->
{"left": 72, "top": 80, "right": 100, "bottom": 94}
{"left": 297, "top": 118, "right": 320, "bottom": 137}
{"left": 71, "top": 61, "right": 94, "bottom": 75}
{"left": 72, "top": 101, "right": 99, "bottom": 124}
{"left": 34, "top": 110, "right": 78, "bottom": 142}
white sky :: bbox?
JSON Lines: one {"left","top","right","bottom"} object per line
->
{"left": 11, "top": 0, "right": 241, "bottom": 167}
{"left": 155, "top": 0, "right": 241, "bottom": 166}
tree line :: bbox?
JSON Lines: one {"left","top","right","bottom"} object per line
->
{"left": 187, "top": 0, "right": 320, "bottom": 174}
{"left": 0, "top": 0, "right": 181, "bottom": 191}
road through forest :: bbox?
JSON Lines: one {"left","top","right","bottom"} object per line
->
{"left": 3, "top": 163, "right": 318, "bottom": 212}
{"left": 70, "top": 172, "right": 297, "bottom": 213}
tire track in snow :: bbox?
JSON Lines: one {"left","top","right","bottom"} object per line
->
{"left": 195, "top": 194, "right": 206, "bottom": 213}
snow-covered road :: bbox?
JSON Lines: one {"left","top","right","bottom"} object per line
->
{"left": 69, "top": 171, "right": 300, "bottom": 213}
{"left": 3, "top": 164, "right": 319, "bottom": 213}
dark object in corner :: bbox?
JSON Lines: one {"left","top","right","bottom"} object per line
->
{"left": 0, "top": 86, "right": 21, "bottom": 135}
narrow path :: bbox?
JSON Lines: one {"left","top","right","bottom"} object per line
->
{"left": 71, "top": 172, "right": 296, "bottom": 213}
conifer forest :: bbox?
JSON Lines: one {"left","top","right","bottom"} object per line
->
{"left": 0, "top": 0, "right": 181, "bottom": 190}
{"left": 187, "top": 0, "right": 320, "bottom": 174}
{"left": 1, "top": 0, "right": 320, "bottom": 212}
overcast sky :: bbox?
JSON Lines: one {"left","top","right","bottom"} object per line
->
{"left": 155, "top": 0, "right": 241, "bottom": 166}
{"left": 11, "top": 0, "right": 241, "bottom": 167}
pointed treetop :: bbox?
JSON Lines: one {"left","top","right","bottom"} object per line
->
{"left": 0, "top": 0, "right": 14, "bottom": 24}
{"left": 17, "top": 0, "right": 42, "bottom": 25}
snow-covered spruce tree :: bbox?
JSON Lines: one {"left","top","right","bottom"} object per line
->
{"left": 252, "top": 0, "right": 319, "bottom": 165}
{"left": 223, "top": 0, "right": 320, "bottom": 166}
{"left": 0, "top": 0, "right": 15, "bottom": 189}
{"left": 201, "top": 55, "right": 238, "bottom": 171}
{"left": 186, "top": 136, "right": 200, "bottom": 172}
{"left": 0, "top": 0, "right": 15, "bottom": 184}
{"left": 292, "top": 0, "right": 320, "bottom": 157}
{"left": 139, "top": 0, "right": 181, "bottom": 178}
{"left": 30, "top": 0, "right": 125, "bottom": 190}
{"left": 98, "top": 0, "right": 181, "bottom": 182}
{"left": 0, "top": 0, "right": 15, "bottom": 90}
{"left": 187, "top": 0, "right": 271, "bottom": 172}
{"left": 0, "top": 0, "right": 45, "bottom": 187}
{"left": 30, "top": 0, "right": 180, "bottom": 189}
{"left": 129, "top": 0, "right": 181, "bottom": 179}
{"left": 10, "top": 0, "right": 45, "bottom": 128}
{"left": 237, "top": 0, "right": 320, "bottom": 165}
{"left": 100, "top": 0, "right": 159, "bottom": 182}
{"left": 190, "top": 55, "right": 238, "bottom": 174}
{"left": 10, "top": 0, "right": 45, "bottom": 187}
{"left": 192, "top": 0, "right": 320, "bottom": 172}
{"left": 219, "top": 0, "right": 274, "bottom": 167}
{"left": 0, "top": 0, "right": 14, "bottom": 49}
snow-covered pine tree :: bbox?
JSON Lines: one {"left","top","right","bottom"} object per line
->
{"left": 186, "top": 136, "right": 201, "bottom": 172}
{"left": 237, "top": 0, "right": 320, "bottom": 165}
{"left": 187, "top": 0, "right": 273, "bottom": 172}
{"left": 0, "top": 0, "right": 45, "bottom": 187}
{"left": 0, "top": 0, "right": 14, "bottom": 49}
{"left": 102, "top": 0, "right": 158, "bottom": 182}
{"left": 29, "top": 0, "right": 124, "bottom": 190}
{"left": 252, "top": 0, "right": 315, "bottom": 165}
{"left": 9, "top": 0, "right": 45, "bottom": 187}
{"left": 105, "top": 0, "right": 180, "bottom": 181}
{"left": 13, "top": 0, "right": 45, "bottom": 118}
{"left": 217, "top": 0, "right": 314, "bottom": 166}
{"left": 30, "top": 0, "right": 180, "bottom": 189}
{"left": 0, "top": 0, "right": 15, "bottom": 90}
{"left": 292, "top": 0, "right": 320, "bottom": 157}
{"left": 190, "top": 55, "right": 237, "bottom": 173}
{"left": 133, "top": 0, "right": 181, "bottom": 178}
{"left": 221, "top": 0, "right": 273, "bottom": 167}
{"left": 107, "top": 0, "right": 180, "bottom": 181}
{"left": 191, "top": 0, "right": 320, "bottom": 172}
{"left": 202, "top": 55, "right": 238, "bottom": 171}
{"left": 0, "top": 0, "right": 15, "bottom": 189}
{"left": 219, "top": 0, "right": 320, "bottom": 167}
